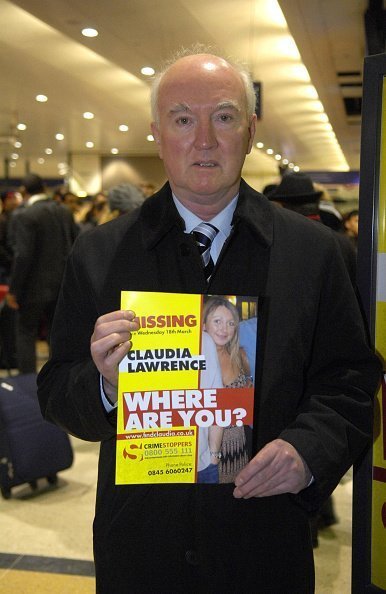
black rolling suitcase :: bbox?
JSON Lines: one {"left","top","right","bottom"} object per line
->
{"left": 0, "top": 373, "right": 73, "bottom": 499}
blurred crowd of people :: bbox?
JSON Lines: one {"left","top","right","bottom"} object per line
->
{"left": 0, "top": 174, "right": 157, "bottom": 373}
{"left": 0, "top": 171, "right": 359, "bottom": 378}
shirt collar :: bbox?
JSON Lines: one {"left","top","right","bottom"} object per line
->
{"left": 139, "top": 180, "right": 273, "bottom": 250}
{"left": 27, "top": 193, "right": 48, "bottom": 206}
{"left": 172, "top": 192, "right": 238, "bottom": 239}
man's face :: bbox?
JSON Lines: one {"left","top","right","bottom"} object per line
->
{"left": 151, "top": 55, "right": 256, "bottom": 213}
{"left": 345, "top": 214, "right": 359, "bottom": 237}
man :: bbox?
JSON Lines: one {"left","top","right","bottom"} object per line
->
{"left": 37, "top": 50, "right": 380, "bottom": 593}
{"left": 7, "top": 173, "right": 78, "bottom": 373}
{"left": 268, "top": 171, "right": 357, "bottom": 284}
{"left": 0, "top": 190, "right": 22, "bottom": 368}
{"left": 344, "top": 208, "right": 359, "bottom": 249}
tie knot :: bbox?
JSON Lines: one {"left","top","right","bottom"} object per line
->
{"left": 191, "top": 222, "right": 219, "bottom": 282}
{"left": 191, "top": 222, "right": 219, "bottom": 249}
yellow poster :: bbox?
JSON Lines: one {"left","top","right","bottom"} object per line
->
{"left": 115, "top": 292, "right": 257, "bottom": 485}
{"left": 371, "top": 78, "right": 386, "bottom": 589}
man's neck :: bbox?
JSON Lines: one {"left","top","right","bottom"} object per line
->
{"left": 170, "top": 184, "right": 240, "bottom": 221}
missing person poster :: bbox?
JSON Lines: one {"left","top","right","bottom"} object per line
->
{"left": 115, "top": 292, "right": 257, "bottom": 485}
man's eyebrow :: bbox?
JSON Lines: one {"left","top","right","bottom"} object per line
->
{"left": 168, "top": 101, "right": 241, "bottom": 116}
{"left": 168, "top": 103, "right": 191, "bottom": 115}
{"left": 215, "top": 101, "right": 241, "bottom": 112}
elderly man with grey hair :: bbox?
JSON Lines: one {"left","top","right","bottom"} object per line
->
{"left": 38, "top": 47, "right": 380, "bottom": 593}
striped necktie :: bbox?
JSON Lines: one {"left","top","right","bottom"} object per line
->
{"left": 191, "top": 222, "right": 219, "bottom": 281}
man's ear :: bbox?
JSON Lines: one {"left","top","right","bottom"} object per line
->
{"left": 150, "top": 122, "right": 163, "bottom": 158}
{"left": 246, "top": 113, "right": 257, "bottom": 155}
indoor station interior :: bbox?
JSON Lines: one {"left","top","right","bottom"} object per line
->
{"left": 0, "top": 1, "right": 385, "bottom": 593}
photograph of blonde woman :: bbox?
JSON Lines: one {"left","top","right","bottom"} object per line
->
{"left": 203, "top": 296, "right": 254, "bottom": 484}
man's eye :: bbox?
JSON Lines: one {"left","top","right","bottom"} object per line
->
{"left": 176, "top": 116, "right": 190, "bottom": 125}
{"left": 218, "top": 113, "right": 232, "bottom": 122}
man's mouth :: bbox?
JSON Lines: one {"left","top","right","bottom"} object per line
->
{"left": 195, "top": 162, "right": 216, "bottom": 167}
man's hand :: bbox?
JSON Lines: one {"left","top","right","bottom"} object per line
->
{"left": 90, "top": 310, "right": 139, "bottom": 402}
{"left": 233, "top": 438, "right": 312, "bottom": 499}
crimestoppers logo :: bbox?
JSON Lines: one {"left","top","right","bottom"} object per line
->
{"left": 123, "top": 443, "right": 143, "bottom": 462}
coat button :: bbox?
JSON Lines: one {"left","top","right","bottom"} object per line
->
{"left": 185, "top": 549, "right": 199, "bottom": 566}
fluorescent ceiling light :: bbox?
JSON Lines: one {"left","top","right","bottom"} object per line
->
{"left": 141, "top": 67, "right": 155, "bottom": 76}
{"left": 82, "top": 28, "right": 98, "bottom": 38}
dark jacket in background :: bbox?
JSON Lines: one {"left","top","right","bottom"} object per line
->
{"left": 37, "top": 180, "right": 380, "bottom": 594}
{"left": 10, "top": 198, "right": 78, "bottom": 305}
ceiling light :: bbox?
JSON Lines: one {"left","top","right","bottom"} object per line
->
{"left": 291, "top": 64, "right": 310, "bottom": 83}
{"left": 282, "top": 158, "right": 289, "bottom": 165}
{"left": 17, "top": 123, "right": 27, "bottom": 131}
{"left": 141, "top": 66, "right": 155, "bottom": 76}
{"left": 14, "top": 141, "right": 22, "bottom": 148}
{"left": 37, "top": 158, "right": 45, "bottom": 164}
{"left": 45, "top": 148, "right": 53, "bottom": 155}
{"left": 83, "top": 112, "right": 94, "bottom": 119}
{"left": 86, "top": 141, "right": 94, "bottom": 148}
{"left": 266, "top": 148, "right": 274, "bottom": 155}
{"left": 313, "top": 100, "right": 324, "bottom": 113}
{"left": 10, "top": 153, "right": 19, "bottom": 160}
{"left": 288, "top": 163, "right": 294, "bottom": 169}
{"left": 119, "top": 124, "right": 129, "bottom": 132}
{"left": 304, "top": 86, "right": 318, "bottom": 100}
{"left": 36, "top": 94, "right": 48, "bottom": 102}
{"left": 58, "top": 162, "right": 68, "bottom": 169}
{"left": 293, "top": 165, "right": 300, "bottom": 172}
{"left": 111, "top": 148, "right": 119, "bottom": 154}
{"left": 9, "top": 161, "right": 16, "bottom": 168}
{"left": 147, "top": 134, "right": 155, "bottom": 142}
{"left": 256, "top": 142, "right": 264, "bottom": 149}
{"left": 275, "top": 154, "right": 282, "bottom": 160}
{"left": 56, "top": 133, "right": 64, "bottom": 140}
{"left": 82, "top": 28, "right": 98, "bottom": 38}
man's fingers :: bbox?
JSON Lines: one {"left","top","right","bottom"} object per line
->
{"left": 90, "top": 309, "right": 139, "bottom": 385}
{"left": 92, "top": 310, "right": 138, "bottom": 342}
{"left": 233, "top": 439, "right": 309, "bottom": 499}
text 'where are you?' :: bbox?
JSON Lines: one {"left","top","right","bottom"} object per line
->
{"left": 123, "top": 388, "right": 250, "bottom": 431}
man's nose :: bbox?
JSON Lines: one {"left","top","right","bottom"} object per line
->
{"left": 194, "top": 120, "right": 218, "bottom": 150}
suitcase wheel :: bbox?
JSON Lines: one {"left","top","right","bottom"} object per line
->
{"left": 1, "top": 486, "right": 11, "bottom": 499}
{"left": 47, "top": 474, "right": 58, "bottom": 485}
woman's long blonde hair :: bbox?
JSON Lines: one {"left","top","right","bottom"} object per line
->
{"left": 203, "top": 297, "right": 243, "bottom": 370}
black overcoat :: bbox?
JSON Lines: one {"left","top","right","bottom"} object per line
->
{"left": 38, "top": 180, "right": 380, "bottom": 594}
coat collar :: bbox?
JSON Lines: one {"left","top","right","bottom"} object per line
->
{"left": 140, "top": 178, "right": 274, "bottom": 250}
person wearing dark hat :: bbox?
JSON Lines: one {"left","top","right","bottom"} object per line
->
{"left": 7, "top": 173, "right": 78, "bottom": 373}
{"left": 268, "top": 172, "right": 357, "bottom": 285}
{"left": 268, "top": 172, "right": 323, "bottom": 210}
